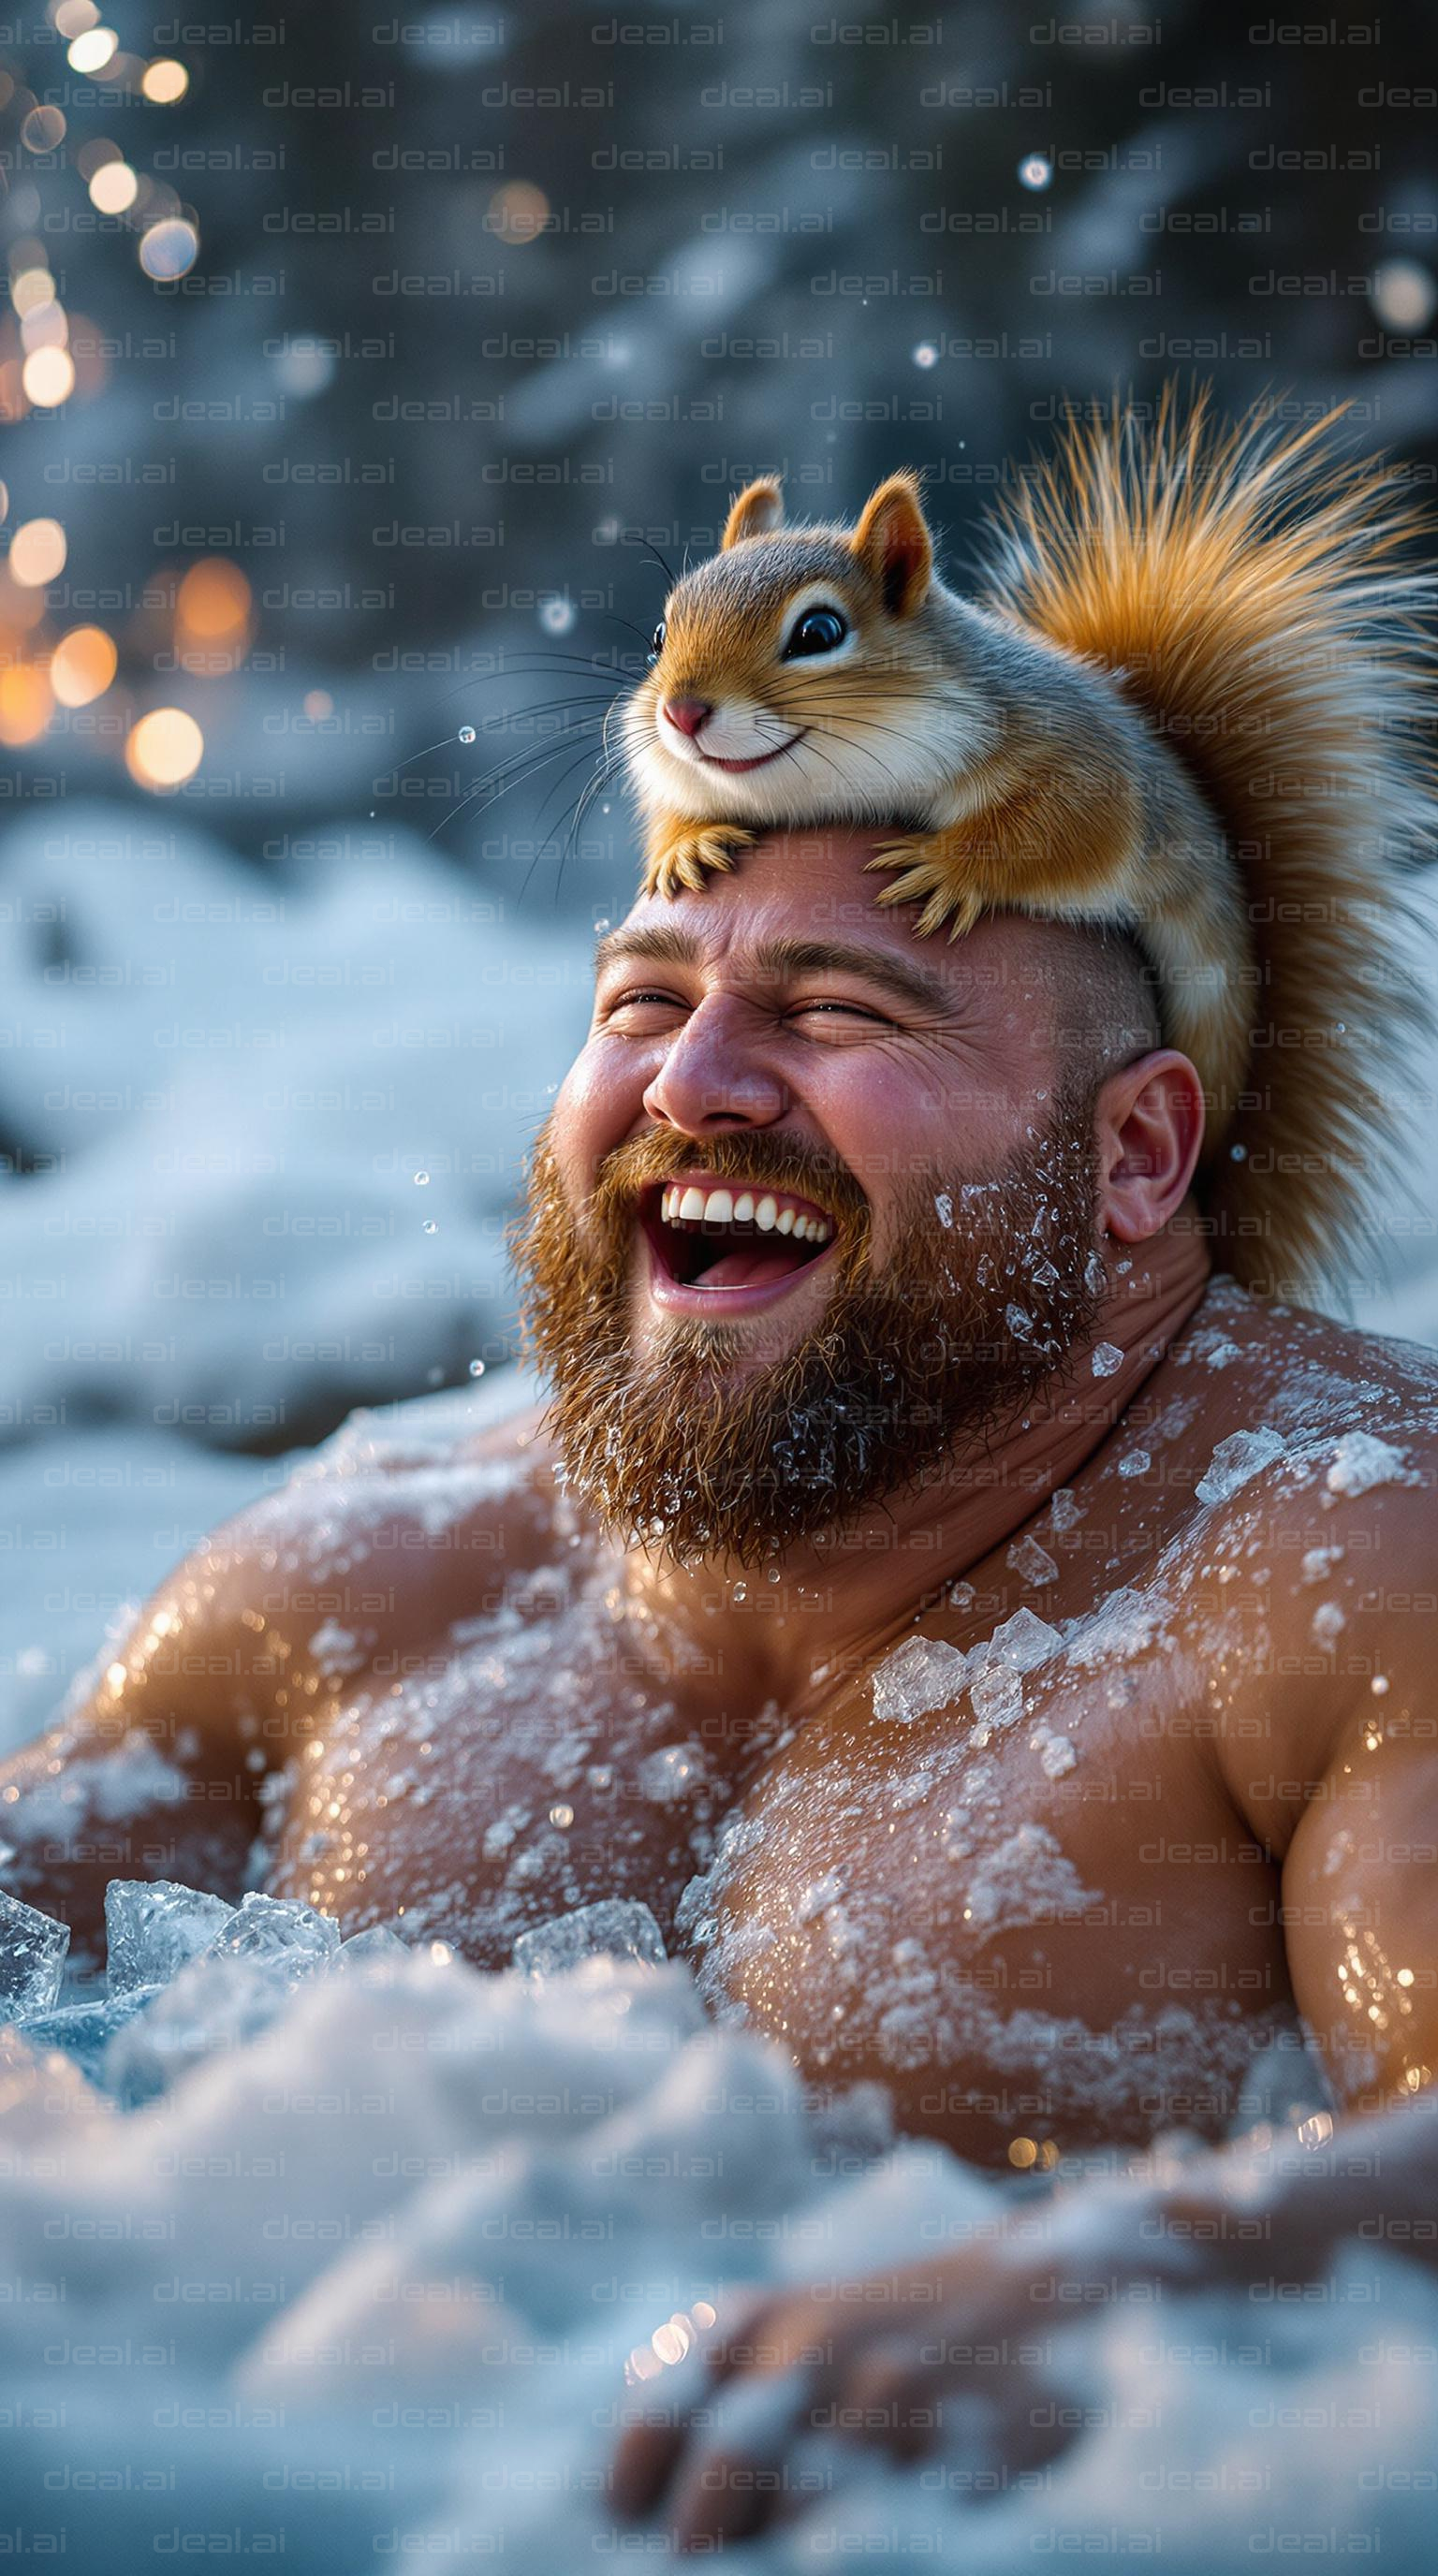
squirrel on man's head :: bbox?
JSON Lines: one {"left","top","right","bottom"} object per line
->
{"left": 619, "top": 389, "right": 1438, "bottom": 1299}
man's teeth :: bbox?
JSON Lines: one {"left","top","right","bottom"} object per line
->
{"left": 660, "top": 1182, "right": 834, "bottom": 1244}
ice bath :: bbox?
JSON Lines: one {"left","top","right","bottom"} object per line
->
{"left": 3, "top": 1873, "right": 1438, "bottom": 2570}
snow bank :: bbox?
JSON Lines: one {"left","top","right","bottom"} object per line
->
{"left": 0, "top": 798, "right": 593, "bottom": 1446}
{"left": 0, "top": 1893, "right": 1434, "bottom": 2569}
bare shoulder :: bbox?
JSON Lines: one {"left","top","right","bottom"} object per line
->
{"left": 1162, "top": 1280, "right": 1438, "bottom": 1828}
{"left": 1167, "top": 1277, "right": 1438, "bottom": 1531}
{"left": 170, "top": 1389, "right": 567, "bottom": 1674}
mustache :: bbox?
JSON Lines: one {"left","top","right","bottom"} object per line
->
{"left": 586, "top": 1127, "right": 873, "bottom": 1235}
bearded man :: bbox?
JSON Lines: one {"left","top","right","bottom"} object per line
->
{"left": 4, "top": 398, "right": 1438, "bottom": 2548}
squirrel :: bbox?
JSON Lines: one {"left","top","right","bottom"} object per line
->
{"left": 622, "top": 386, "right": 1437, "bottom": 1295}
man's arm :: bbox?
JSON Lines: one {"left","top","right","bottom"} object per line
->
{"left": 0, "top": 1516, "right": 287, "bottom": 1977}
{"left": 1278, "top": 1688, "right": 1438, "bottom": 2115}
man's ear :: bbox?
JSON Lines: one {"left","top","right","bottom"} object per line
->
{"left": 722, "top": 478, "right": 785, "bottom": 549}
{"left": 851, "top": 471, "right": 932, "bottom": 616}
{"left": 1093, "top": 1049, "right": 1207, "bottom": 1242}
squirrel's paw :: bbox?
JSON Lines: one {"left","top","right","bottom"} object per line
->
{"left": 864, "top": 839, "right": 987, "bottom": 942}
{"left": 643, "top": 826, "right": 757, "bottom": 901}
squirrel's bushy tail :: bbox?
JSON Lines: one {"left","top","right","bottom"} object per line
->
{"left": 977, "top": 381, "right": 1438, "bottom": 1304}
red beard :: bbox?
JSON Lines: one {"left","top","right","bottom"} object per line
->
{"left": 509, "top": 1098, "right": 1103, "bottom": 1572}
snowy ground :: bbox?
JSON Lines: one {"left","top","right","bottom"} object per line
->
{"left": 2, "top": 1914, "right": 1437, "bottom": 2570}
{"left": 4, "top": 805, "right": 1438, "bottom": 2562}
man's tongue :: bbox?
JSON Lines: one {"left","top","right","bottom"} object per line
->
{"left": 690, "top": 1234, "right": 812, "bottom": 1289}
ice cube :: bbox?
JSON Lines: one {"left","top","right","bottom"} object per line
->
{"left": 512, "top": 1899, "right": 667, "bottom": 1981}
{"left": 1196, "top": 1424, "right": 1286, "bottom": 1506}
{"left": 871, "top": 1635, "right": 970, "bottom": 1725}
{"left": 335, "top": 1924, "right": 412, "bottom": 1970}
{"left": 1006, "top": 1534, "right": 1058, "bottom": 1587}
{"left": 990, "top": 1608, "right": 1061, "bottom": 1673}
{"left": 201, "top": 1891, "right": 340, "bottom": 1981}
{"left": 0, "top": 1887, "right": 70, "bottom": 2017}
{"left": 19, "top": 1985, "right": 159, "bottom": 2087}
{"left": 969, "top": 1662, "right": 1023, "bottom": 1735}
{"left": 104, "top": 1879, "right": 236, "bottom": 1994}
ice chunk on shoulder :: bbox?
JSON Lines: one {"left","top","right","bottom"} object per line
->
{"left": 989, "top": 1607, "right": 1062, "bottom": 1672}
{"left": 0, "top": 1887, "right": 69, "bottom": 2016}
{"left": 1061, "top": 1585, "right": 1166, "bottom": 1670}
{"left": 105, "top": 1879, "right": 236, "bottom": 1994}
{"left": 1196, "top": 1424, "right": 1286, "bottom": 1505}
{"left": 1324, "top": 1431, "right": 1412, "bottom": 1500}
{"left": 201, "top": 1891, "right": 340, "bottom": 1982}
{"left": 512, "top": 1898, "right": 667, "bottom": 1982}
{"left": 871, "top": 1635, "right": 971, "bottom": 1725}
{"left": 969, "top": 1661, "right": 1023, "bottom": 1739}
{"left": 1006, "top": 1534, "right": 1058, "bottom": 1587}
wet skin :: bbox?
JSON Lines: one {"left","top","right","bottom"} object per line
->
{"left": 3, "top": 831, "right": 1437, "bottom": 2544}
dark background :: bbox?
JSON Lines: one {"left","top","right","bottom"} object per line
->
{"left": 4, "top": 0, "right": 1435, "bottom": 873}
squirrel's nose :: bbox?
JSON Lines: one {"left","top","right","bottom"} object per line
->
{"left": 662, "top": 696, "right": 712, "bottom": 740}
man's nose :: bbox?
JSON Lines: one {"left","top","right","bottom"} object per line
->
{"left": 641, "top": 998, "right": 789, "bottom": 1133}
{"left": 662, "top": 695, "right": 712, "bottom": 739}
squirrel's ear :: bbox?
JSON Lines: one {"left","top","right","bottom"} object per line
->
{"left": 851, "top": 472, "right": 932, "bottom": 616}
{"left": 722, "top": 478, "right": 785, "bottom": 549}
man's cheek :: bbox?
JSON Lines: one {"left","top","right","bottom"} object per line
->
{"left": 556, "top": 1049, "right": 644, "bottom": 1177}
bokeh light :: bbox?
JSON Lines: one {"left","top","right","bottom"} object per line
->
{"left": 22, "top": 345, "right": 74, "bottom": 406}
{"left": 50, "top": 625, "right": 117, "bottom": 708}
{"left": 175, "top": 558, "right": 252, "bottom": 670}
{"left": 1370, "top": 260, "right": 1438, "bottom": 332}
{"left": 125, "top": 706, "right": 203, "bottom": 789}
{"left": 11, "top": 266, "right": 55, "bottom": 317}
{"left": 89, "top": 161, "right": 139, "bottom": 214}
{"left": 21, "top": 105, "right": 66, "bottom": 152}
{"left": 141, "top": 58, "right": 189, "bottom": 102}
{"left": 488, "top": 182, "right": 550, "bottom": 245}
{"left": 66, "top": 26, "right": 116, "bottom": 71}
{"left": 53, "top": 0, "right": 99, "bottom": 32}
{"left": 9, "top": 518, "right": 66, "bottom": 586}
{"left": 0, "top": 664, "right": 53, "bottom": 744}
{"left": 139, "top": 218, "right": 198, "bottom": 281}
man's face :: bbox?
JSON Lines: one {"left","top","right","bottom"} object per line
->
{"left": 511, "top": 832, "right": 1106, "bottom": 1568}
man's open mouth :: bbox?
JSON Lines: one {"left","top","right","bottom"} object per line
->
{"left": 639, "top": 1177, "right": 837, "bottom": 1292}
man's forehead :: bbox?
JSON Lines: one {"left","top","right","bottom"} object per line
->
{"left": 597, "top": 860, "right": 1084, "bottom": 1018}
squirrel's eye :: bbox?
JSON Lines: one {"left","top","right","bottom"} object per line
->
{"left": 648, "top": 619, "right": 667, "bottom": 666}
{"left": 783, "top": 606, "right": 849, "bottom": 660}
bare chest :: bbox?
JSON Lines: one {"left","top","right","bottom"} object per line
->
{"left": 264, "top": 1545, "right": 1297, "bottom": 2163}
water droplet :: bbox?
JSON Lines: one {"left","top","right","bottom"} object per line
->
{"left": 540, "top": 597, "right": 577, "bottom": 635}
{"left": 422, "top": 1220, "right": 438, "bottom": 1236}
{"left": 458, "top": 724, "right": 477, "bottom": 744}
{"left": 1019, "top": 154, "right": 1051, "bottom": 189}
{"left": 912, "top": 340, "right": 939, "bottom": 369}
{"left": 414, "top": 1170, "right": 430, "bottom": 1186}
{"left": 468, "top": 1358, "right": 486, "bottom": 1379}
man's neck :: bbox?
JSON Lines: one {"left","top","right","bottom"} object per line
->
{"left": 621, "top": 1216, "right": 1213, "bottom": 1714}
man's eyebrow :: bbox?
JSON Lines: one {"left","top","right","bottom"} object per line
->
{"left": 592, "top": 925, "right": 955, "bottom": 1017}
